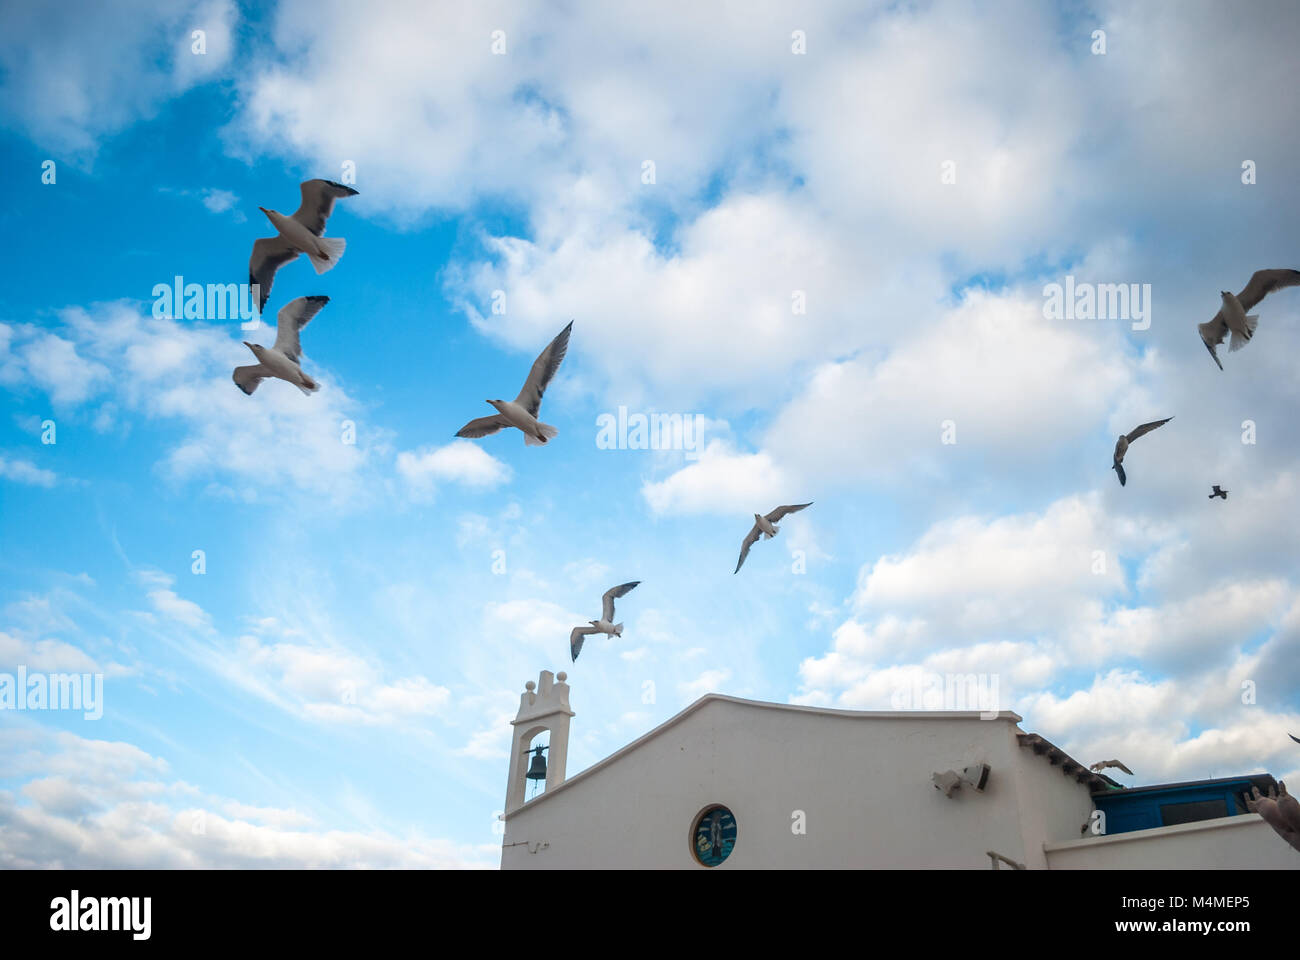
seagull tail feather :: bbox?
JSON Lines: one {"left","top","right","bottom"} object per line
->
{"left": 1229, "top": 315, "right": 1258, "bottom": 352}
{"left": 306, "top": 237, "right": 346, "bottom": 275}
{"left": 613, "top": 623, "right": 623, "bottom": 637}
{"left": 525, "top": 421, "right": 559, "bottom": 446}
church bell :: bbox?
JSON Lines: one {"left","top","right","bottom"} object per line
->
{"left": 525, "top": 744, "right": 548, "bottom": 781}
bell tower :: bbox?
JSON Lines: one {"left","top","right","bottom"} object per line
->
{"left": 504, "top": 670, "right": 574, "bottom": 814}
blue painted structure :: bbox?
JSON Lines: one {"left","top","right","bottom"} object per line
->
{"left": 1092, "top": 774, "right": 1277, "bottom": 835}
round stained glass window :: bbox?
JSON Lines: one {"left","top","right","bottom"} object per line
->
{"left": 691, "top": 805, "right": 737, "bottom": 867}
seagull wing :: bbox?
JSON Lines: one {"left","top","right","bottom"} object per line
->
{"left": 1197, "top": 314, "right": 1227, "bottom": 370}
{"left": 734, "top": 523, "right": 762, "bottom": 574}
{"left": 601, "top": 581, "right": 640, "bottom": 622}
{"left": 570, "top": 624, "right": 601, "bottom": 662}
{"left": 1089, "top": 760, "right": 1134, "bottom": 775}
{"left": 273, "top": 295, "right": 329, "bottom": 365}
{"left": 1125, "top": 417, "right": 1172, "bottom": 443}
{"left": 1236, "top": 268, "right": 1300, "bottom": 312}
{"left": 249, "top": 236, "right": 299, "bottom": 313}
{"left": 455, "top": 415, "right": 509, "bottom": 439}
{"left": 291, "top": 179, "right": 359, "bottom": 237}
{"left": 1290, "top": 733, "right": 1300, "bottom": 745}
{"left": 233, "top": 364, "right": 271, "bottom": 395}
{"left": 765, "top": 502, "right": 813, "bottom": 522}
{"left": 514, "top": 321, "right": 573, "bottom": 418}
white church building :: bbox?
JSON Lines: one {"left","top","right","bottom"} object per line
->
{"left": 500, "top": 671, "right": 1298, "bottom": 869}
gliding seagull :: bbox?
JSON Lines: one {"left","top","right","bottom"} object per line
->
{"left": 248, "top": 179, "right": 359, "bottom": 312}
{"left": 570, "top": 581, "right": 641, "bottom": 662}
{"left": 456, "top": 321, "right": 573, "bottom": 446}
{"left": 233, "top": 295, "right": 330, "bottom": 396}
{"left": 1197, "top": 268, "right": 1300, "bottom": 370}
{"left": 735, "top": 503, "right": 813, "bottom": 573}
{"left": 1089, "top": 759, "right": 1134, "bottom": 776}
{"left": 1112, "top": 418, "right": 1172, "bottom": 487}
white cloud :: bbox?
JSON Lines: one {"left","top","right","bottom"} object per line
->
{"left": 678, "top": 668, "right": 731, "bottom": 702}
{"left": 854, "top": 495, "right": 1126, "bottom": 632}
{"left": 2, "top": 303, "right": 382, "bottom": 504}
{"left": 0, "top": 0, "right": 236, "bottom": 155}
{"left": 138, "top": 571, "right": 211, "bottom": 630}
{"left": 396, "top": 441, "right": 511, "bottom": 501}
{"left": 220, "top": 628, "right": 453, "bottom": 728}
{"left": 0, "top": 728, "right": 495, "bottom": 868}
{"left": 642, "top": 440, "right": 792, "bottom": 516}
{"left": 0, "top": 631, "right": 101, "bottom": 674}
{"left": 0, "top": 455, "right": 56, "bottom": 487}
{"left": 15, "top": 332, "right": 108, "bottom": 409}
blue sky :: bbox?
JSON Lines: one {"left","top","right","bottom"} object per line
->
{"left": 1, "top": 0, "right": 1299, "bottom": 867}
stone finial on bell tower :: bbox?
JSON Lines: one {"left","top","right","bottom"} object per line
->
{"left": 504, "top": 670, "right": 574, "bottom": 814}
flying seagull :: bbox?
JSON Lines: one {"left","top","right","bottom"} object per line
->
{"left": 1112, "top": 417, "right": 1172, "bottom": 487}
{"left": 1089, "top": 759, "right": 1134, "bottom": 776}
{"left": 233, "top": 295, "right": 329, "bottom": 396}
{"left": 1209, "top": 485, "right": 1228, "bottom": 500}
{"left": 1197, "top": 268, "right": 1300, "bottom": 370}
{"left": 248, "top": 179, "right": 359, "bottom": 312}
{"left": 734, "top": 503, "right": 813, "bottom": 574}
{"left": 569, "top": 581, "right": 640, "bottom": 662}
{"left": 456, "top": 321, "right": 573, "bottom": 446}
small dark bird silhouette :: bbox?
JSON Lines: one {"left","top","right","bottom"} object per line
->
{"left": 1209, "top": 485, "right": 1228, "bottom": 500}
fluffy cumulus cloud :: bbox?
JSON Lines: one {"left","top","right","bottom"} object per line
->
{"left": 0, "top": 0, "right": 237, "bottom": 155}
{"left": 642, "top": 441, "right": 793, "bottom": 516}
{"left": 0, "top": 727, "right": 495, "bottom": 868}
{"left": 794, "top": 488, "right": 1300, "bottom": 785}
{"left": 396, "top": 440, "right": 511, "bottom": 501}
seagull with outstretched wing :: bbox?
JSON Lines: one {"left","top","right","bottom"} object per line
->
{"left": 735, "top": 502, "right": 813, "bottom": 573}
{"left": 570, "top": 580, "right": 640, "bottom": 661}
{"left": 1112, "top": 417, "right": 1172, "bottom": 487}
{"left": 456, "top": 321, "right": 573, "bottom": 446}
{"left": 1209, "top": 485, "right": 1228, "bottom": 500}
{"left": 1198, "top": 268, "right": 1300, "bottom": 370}
{"left": 1089, "top": 759, "right": 1134, "bottom": 776}
{"left": 248, "top": 179, "right": 359, "bottom": 312}
{"left": 233, "top": 295, "right": 330, "bottom": 396}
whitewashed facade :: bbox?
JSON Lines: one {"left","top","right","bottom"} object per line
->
{"left": 500, "top": 672, "right": 1298, "bottom": 870}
